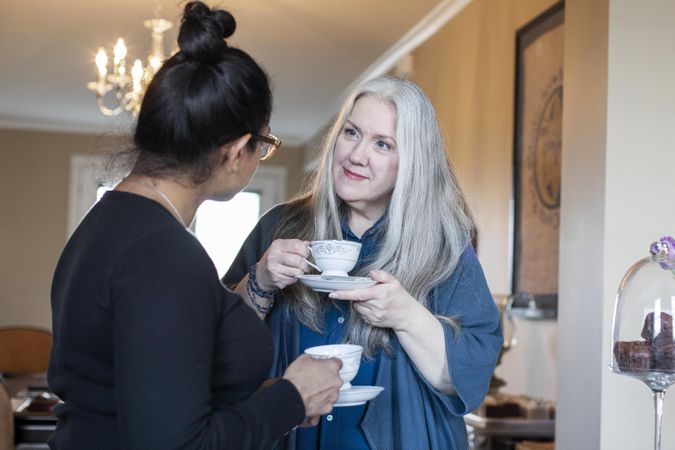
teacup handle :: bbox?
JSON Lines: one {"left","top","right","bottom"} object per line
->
{"left": 304, "top": 246, "right": 321, "bottom": 273}
{"left": 304, "top": 258, "right": 322, "bottom": 273}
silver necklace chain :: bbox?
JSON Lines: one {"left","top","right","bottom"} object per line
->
{"left": 148, "top": 185, "right": 187, "bottom": 228}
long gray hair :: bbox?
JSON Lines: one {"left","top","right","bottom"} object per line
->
{"left": 274, "top": 76, "right": 474, "bottom": 357}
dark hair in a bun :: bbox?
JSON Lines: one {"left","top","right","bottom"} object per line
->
{"left": 133, "top": 1, "right": 271, "bottom": 183}
{"left": 178, "top": 1, "right": 235, "bottom": 63}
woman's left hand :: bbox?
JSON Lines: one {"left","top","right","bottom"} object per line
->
{"left": 331, "top": 270, "right": 455, "bottom": 393}
{"left": 328, "top": 270, "right": 421, "bottom": 331}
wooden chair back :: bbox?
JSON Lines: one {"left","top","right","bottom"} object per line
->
{"left": 0, "top": 328, "right": 52, "bottom": 375}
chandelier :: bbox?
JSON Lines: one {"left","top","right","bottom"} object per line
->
{"left": 87, "top": 15, "right": 173, "bottom": 117}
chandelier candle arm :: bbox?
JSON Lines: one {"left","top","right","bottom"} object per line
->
{"left": 95, "top": 48, "right": 108, "bottom": 85}
{"left": 145, "top": 18, "right": 173, "bottom": 74}
{"left": 113, "top": 38, "right": 127, "bottom": 78}
{"left": 131, "top": 60, "right": 144, "bottom": 93}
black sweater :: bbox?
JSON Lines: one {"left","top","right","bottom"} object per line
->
{"left": 48, "top": 191, "right": 304, "bottom": 449}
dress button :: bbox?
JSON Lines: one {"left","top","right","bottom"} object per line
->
{"left": 337, "top": 316, "right": 345, "bottom": 324}
{"left": 326, "top": 414, "right": 334, "bottom": 422}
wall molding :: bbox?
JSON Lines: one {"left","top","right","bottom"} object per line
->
{"left": 330, "top": 0, "right": 472, "bottom": 112}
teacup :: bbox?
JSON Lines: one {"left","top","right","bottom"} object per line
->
{"left": 304, "top": 344, "right": 363, "bottom": 391}
{"left": 309, "top": 240, "right": 362, "bottom": 277}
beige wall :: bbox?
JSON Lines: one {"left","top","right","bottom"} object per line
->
{"left": 411, "top": 0, "right": 559, "bottom": 400}
{"left": 412, "top": 0, "right": 559, "bottom": 297}
{"left": 0, "top": 128, "right": 305, "bottom": 331}
{"left": 1, "top": 130, "right": 111, "bottom": 330}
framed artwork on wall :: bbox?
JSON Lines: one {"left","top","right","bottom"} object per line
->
{"left": 511, "top": 2, "right": 564, "bottom": 319}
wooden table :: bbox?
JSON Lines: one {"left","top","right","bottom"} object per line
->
{"left": 464, "top": 413, "right": 555, "bottom": 450}
{"left": 2, "top": 373, "right": 57, "bottom": 446}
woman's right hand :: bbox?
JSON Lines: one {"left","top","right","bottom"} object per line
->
{"left": 282, "top": 354, "right": 343, "bottom": 419}
{"left": 255, "top": 239, "right": 312, "bottom": 291}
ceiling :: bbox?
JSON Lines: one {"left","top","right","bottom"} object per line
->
{"left": 0, "top": 0, "right": 467, "bottom": 146}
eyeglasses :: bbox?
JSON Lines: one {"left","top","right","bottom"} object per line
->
{"left": 252, "top": 132, "right": 282, "bottom": 161}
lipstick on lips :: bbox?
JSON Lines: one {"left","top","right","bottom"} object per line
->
{"left": 344, "top": 167, "right": 368, "bottom": 181}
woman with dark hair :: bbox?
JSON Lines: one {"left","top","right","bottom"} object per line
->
{"left": 224, "top": 76, "right": 502, "bottom": 449}
{"left": 48, "top": 2, "right": 342, "bottom": 449}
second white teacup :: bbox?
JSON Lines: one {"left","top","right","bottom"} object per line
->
{"left": 309, "top": 240, "right": 362, "bottom": 277}
{"left": 304, "top": 344, "right": 363, "bottom": 391}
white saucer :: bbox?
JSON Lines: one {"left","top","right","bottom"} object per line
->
{"left": 298, "top": 275, "right": 376, "bottom": 293}
{"left": 334, "top": 386, "right": 384, "bottom": 407}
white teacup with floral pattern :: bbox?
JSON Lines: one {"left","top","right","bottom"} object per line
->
{"left": 309, "top": 240, "right": 362, "bottom": 277}
{"left": 304, "top": 344, "right": 363, "bottom": 390}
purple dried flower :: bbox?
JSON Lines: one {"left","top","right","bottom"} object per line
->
{"left": 650, "top": 236, "right": 675, "bottom": 271}
{"left": 662, "top": 236, "right": 675, "bottom": 254}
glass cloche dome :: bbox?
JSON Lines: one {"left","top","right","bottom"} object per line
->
{"left": 609, "top": 236, "right": 675, "bottom": 450}
{"left": 610, "top": 236, "right": 675, "bottom": 388}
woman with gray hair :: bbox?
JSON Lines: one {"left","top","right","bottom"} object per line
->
{"left": 224, "top": 76, "right": 503, "bottom": 449}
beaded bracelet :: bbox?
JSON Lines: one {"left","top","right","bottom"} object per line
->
{"left": 246, "top": 279, "right": 273, "bottom": 314}
{"left": 248, "top": 265, "right": 278, "bottom": 297}
{"left": 246, "top": 265, "right": 278, "bottom": 314}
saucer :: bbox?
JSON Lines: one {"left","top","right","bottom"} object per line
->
{"left": 297, "top": 275, "right": 376, "bottom": 293}
{"left": 334, "top": 386, "right": 384, "bottom": 407}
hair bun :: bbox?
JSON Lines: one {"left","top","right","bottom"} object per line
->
{"left": 178, "top": 1, "right": 236, "bottom": 64}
